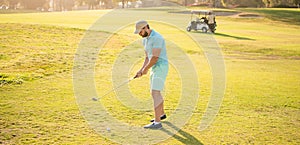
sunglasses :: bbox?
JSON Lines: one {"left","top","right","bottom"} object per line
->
{"left": 139, "top": 27, "right": 146, "bottom": 34}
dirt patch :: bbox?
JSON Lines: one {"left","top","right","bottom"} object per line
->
{"left": 235, "top": 13, "right": 263, "bottom": 18}
{"left": 214, "top": 11, "right": 240, "bottom": 16}
{"left": 170, "top": 10, "right": 240, "bottom": 16}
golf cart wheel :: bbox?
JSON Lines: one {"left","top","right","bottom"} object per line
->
{"left": 202, "top": 27, "right": 208, "bottom": 33}
{"left": 187, "top": 27, "right": 191, "bottom": 32}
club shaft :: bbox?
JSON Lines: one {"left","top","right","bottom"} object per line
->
{"left": 101, "top": 78, "right": 133, "bottom": 98}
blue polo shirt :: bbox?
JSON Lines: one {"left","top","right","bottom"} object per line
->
{"left": 142, "top": 30, "right": 168, "bottom": 67}
{"left": 142, "top": 29, "right": 168, "bottom": 91}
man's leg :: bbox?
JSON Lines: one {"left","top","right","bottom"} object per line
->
{"left": 152, "top": 90, "right": 164, "bottom": 122}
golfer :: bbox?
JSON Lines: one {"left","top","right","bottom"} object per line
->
{"left": 134, "top": 20, "right": 168, "bottom": 129}
{"left": 208, "top": 12, "right": 215, "bottom": 33}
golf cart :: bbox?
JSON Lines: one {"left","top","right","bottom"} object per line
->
{"left": 186, "top": 10, "right": 216, "bottom": 33}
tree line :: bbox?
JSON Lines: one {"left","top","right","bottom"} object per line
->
{"left": 217, "top": 0, "right": 300, "bottom": 8}
{"left": 1, "top": 0, "right": 300, "bottom": 10}
{"left": 0, "top": 0, "right": 113, "bottom": 10}
{"left": 186, "top": 0, "right": 300, "bottom": 8}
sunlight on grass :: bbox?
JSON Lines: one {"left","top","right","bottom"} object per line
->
{"left": 0, "top": 10, "right": 111, "bottom": 29}
{"left": 1, "top": 8, "right": 300, "bottom": 144}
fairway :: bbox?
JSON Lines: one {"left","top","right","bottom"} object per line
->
{"left": 0, "top": 7, "right": 300, "bottom": 144}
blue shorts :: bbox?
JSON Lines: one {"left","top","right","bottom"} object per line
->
{"left": 150, "top": 64, "right": 168, "bottom": 91}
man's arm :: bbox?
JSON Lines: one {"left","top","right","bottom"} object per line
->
{"left": 135, "top": 51, "right": 149, "bottom": 78}
{"left": 142, "top": 48, "right": 161, "bottom": 75}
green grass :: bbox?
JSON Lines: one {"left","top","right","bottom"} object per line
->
{"left": 215, "top": 15, "right": 300, "bottom": 58}
{"left": 237, "top": 8, "right": 300, "bottom": 25}
{"left": 0, "top": 8, "right": 300, "bottom": 144}
{"left": 0, "top": 10, "right": 110, "bottom": 29}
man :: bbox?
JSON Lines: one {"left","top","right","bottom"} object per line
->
{"left": 207, "top": 12, "right": 216, "bottom": 33}
{"left": 134, "top": 20, "right": 168, "bottom": 129}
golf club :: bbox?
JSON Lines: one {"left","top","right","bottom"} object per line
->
{"left": 92, "top": 75, "right": 138, "bottom": 101}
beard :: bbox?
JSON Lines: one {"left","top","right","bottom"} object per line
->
{"left": 141, "top": 31, "right": 148, "bottom": 38}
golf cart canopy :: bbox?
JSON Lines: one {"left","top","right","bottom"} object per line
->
{"left": 190, "top": 10, "right": 213, "bottom": 21}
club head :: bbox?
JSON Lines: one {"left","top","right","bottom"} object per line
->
{"left": 92, "top": 97, "right": 98, "bottom": 101}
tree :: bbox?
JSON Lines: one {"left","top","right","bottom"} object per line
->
{"left": 103, "top": 0, "right": 113, "bottom": 8}
{"left": 20, "top": 0, "right": 47, "bottom": 9}
{"left": 6, "top": 0, "right": 20, "bottom": 9}
{"left": 87, "top": 0, "right": 99, "bottom": 9}
{"left": 0, "top": 0, "right": 6, "bottom": 5}
{"left": 261, "top": 0, "right": 297, "bottom": 7}
{"left": 293, "top": 0, "right": 300, "bottom": 6}
{"left": 63, "top": 0, "right": 74, "bottom": 10}
{"left": 210, "top": 0, "right": 222, "bottom": 7}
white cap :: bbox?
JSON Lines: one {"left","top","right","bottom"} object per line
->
{"left": 134, "top": 20, "right": 148, "bottom": 34}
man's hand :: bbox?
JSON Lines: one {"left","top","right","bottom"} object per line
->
{"left": 135, "top": 70, "right": 143, "bottom": 78}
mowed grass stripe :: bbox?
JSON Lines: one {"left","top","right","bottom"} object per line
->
{"left": 0, "top": 10, "right": 110, "bottom": 29}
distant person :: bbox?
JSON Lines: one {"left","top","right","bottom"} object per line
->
{"left": 207, "top": 12, "right": 216, "bottom": 33}
{"left": 134, "top": 20, "right": 168, "bottom": 129}
{"left": 201, "top": 16, "right": 208, "bottom": 24}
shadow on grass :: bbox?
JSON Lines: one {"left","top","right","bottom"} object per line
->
{"left": 239, "top": 8, "right": 300, "bottom": 26}
{"left": 189, "top": 31, "right": 254, "bottom": 40}
{"left": 215, "top": 32, "right": 255, "bottom": 40}
{"left": 161, "top": 121, "right": 203, "bottom": 145}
